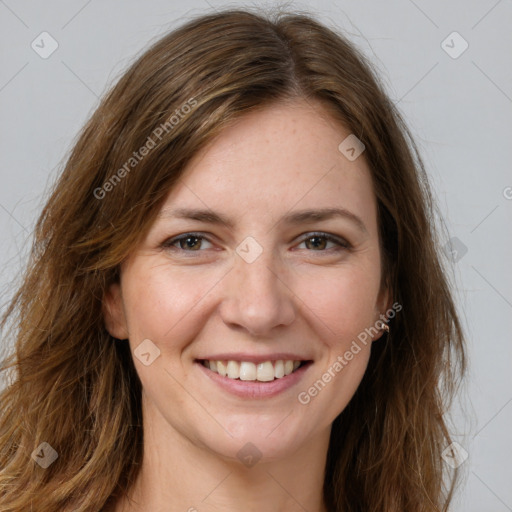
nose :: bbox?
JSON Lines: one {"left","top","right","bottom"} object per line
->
{"left": 219, "top": 244, "right": 296, "bottom": 337}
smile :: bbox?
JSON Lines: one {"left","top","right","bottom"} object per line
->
{"left": 198, "top": 359, "right": 308, "bottom": 382}
{"left": 194, "top": 358, "right": 313, "bottom": 399}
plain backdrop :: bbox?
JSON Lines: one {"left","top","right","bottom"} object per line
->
{"left": 1, "top": 1, "right": 511, "bottom": 510}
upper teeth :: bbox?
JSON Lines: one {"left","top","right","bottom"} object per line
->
{"left": 203, "top": 360, "right": 302, "bottom": 381}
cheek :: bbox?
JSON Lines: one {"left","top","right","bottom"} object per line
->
{"left": 293, "top": 260, "right": 382, "bottom": 346}
{"left": 122, "top": 263, "right": 224, "bottom": 350}
{"left": 293, "top": 265, "right": 379, "bottom": 420}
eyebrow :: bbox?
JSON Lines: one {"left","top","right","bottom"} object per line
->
{"left": 158, "top": 206, "right": 368, "bottom": 234}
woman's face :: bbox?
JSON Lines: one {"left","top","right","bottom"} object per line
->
{"left": 104, "top": 98, "right": 390, "bottom": 463}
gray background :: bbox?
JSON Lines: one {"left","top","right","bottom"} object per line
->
{"left": 1, "top": 0, "right": 511, "bottom": 509}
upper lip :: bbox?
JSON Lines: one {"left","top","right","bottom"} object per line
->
{"left": 196, "top": 352, "right": 313, "bottom": 364}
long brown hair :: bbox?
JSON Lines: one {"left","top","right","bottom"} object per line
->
{"left": 0, "top": 7, "right": 466, "bottom": 511}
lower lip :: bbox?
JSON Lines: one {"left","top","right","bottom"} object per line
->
{"left": 195, "top": 361, "right": 312, "bottom": 399}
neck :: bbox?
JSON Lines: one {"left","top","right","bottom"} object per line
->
{"left": 114, "top": 399, "right": 331, "bottom": 512}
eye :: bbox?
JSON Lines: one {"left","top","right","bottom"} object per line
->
{"left": 162, "top": 233, "right": 213, "bottom": 252}
{"left": 161, "top": 231, "right": 351, "bottom": 255}
{"left": 296, "top": 232, "right": 351, "bottom": 252}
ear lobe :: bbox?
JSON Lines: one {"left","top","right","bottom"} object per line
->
{"left": 102, "top": 282, "right": 129, "bottom": 340}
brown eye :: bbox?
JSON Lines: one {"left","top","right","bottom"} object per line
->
{"left": 304, "top": 235, "right": 328, "bottom": 250}
{"left": 298, "top": 233, "right": 350, "bottom": 252}
{"left": 178, "top": 236, "right": 202, "bottom": 250}
{"left": 162, "top": 233, "right": 213, "bottom": 252}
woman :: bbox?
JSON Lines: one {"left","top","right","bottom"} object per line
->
{"left": 0, "top": 7, "right": 466, "bottom": 511}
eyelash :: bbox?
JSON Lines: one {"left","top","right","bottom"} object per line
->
{"left": 161, "top": 231, "right": 351, "bottom": 255}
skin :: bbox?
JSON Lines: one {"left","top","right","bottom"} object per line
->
{"left": 104, "top": 98, "right": 391, "bottom": 512}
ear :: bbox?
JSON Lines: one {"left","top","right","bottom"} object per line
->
{"left": 102, "top": 282, "right": 129, "bottom": 340}
{"left": 372, "top": 281, "right": 393, "bottom": 342}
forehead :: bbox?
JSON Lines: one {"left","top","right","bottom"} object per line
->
{"left": 161, "top": 99, "right": 378, "bottom": 235}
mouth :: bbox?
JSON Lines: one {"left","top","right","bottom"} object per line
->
{"left": 194, "top": 357, "right": 313, "bottom": 399}
{"left": 195, "top": 359, "right": 312, "bottom": 382}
